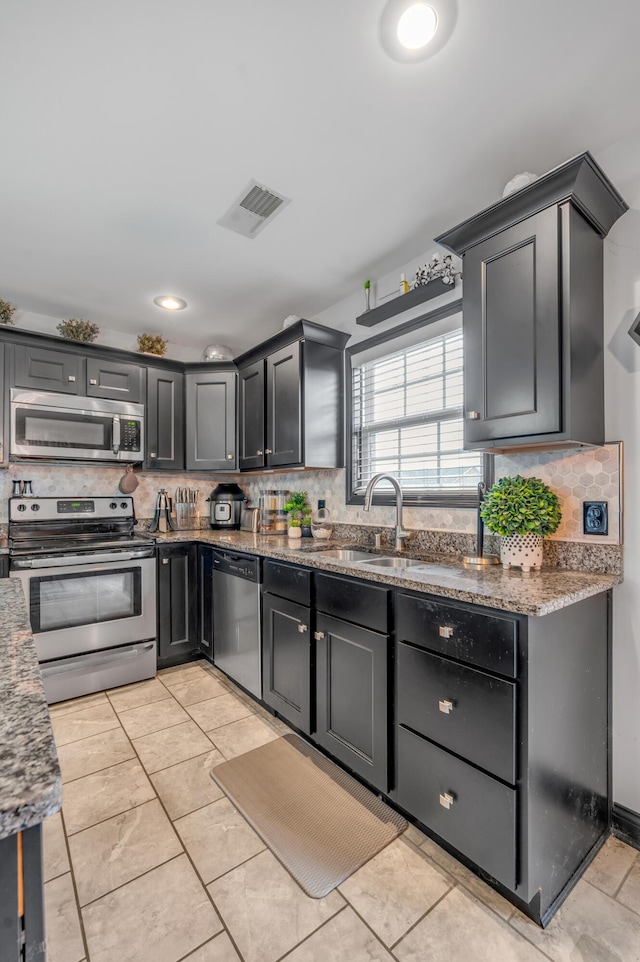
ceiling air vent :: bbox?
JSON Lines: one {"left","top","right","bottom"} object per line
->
{"left": 217, "top": 180, "right": 291, "bottom": 238}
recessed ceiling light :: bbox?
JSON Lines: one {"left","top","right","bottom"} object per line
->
{"left": 397, "top": 4, "right": 438, "bottom": 49}
{"left": 153, "top": 295, "right": 187, "bottom": 311}
{"left": 380, "top": 0, "right": 456, "bottom": 63}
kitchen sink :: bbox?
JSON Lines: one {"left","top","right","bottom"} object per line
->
{"left": 307, "top": 548, "right": 378, "bottom": 562}
{"left": 359, "top": 556, "right": 418, "bottom": 569}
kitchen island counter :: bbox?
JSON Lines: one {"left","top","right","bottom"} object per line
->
{"left": 0, "top": 579, "right": 61, "bottom": 840}
{"left": 153, "top": 529, "right": 619, "bottom": 617}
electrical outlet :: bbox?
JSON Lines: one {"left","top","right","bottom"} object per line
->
{"left": 583, "top": 501, "right": 608, "bottom": 536}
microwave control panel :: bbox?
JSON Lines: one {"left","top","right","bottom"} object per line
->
{"left": 121, "top": 420, "right": 141, "bottom": 451}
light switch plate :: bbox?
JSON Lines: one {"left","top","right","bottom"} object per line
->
{"left": 583, "top": 501, "right": 608, "bottom": 536}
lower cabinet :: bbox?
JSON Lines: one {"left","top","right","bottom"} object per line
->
{"left": 315, "top": 612, "right": 389, "bottom": 793}
{"left": 262, "top": 593, "right": 312, "bottom": 733}
{"left": 157, "top": 543, "right": 198, "bottom": 667}
{"left": 197, "top": 545, "right": 214, "bottom": 661}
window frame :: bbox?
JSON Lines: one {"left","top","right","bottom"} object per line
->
{"left": 345, "top": 300, "right": 493, "bottom": 508}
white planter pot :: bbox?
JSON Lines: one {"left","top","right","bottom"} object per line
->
{"left": 287, "top": 527, "right": 302, "bottom": 539}
{"left": 500, "top": 533, "right": 543, "bottom": 572}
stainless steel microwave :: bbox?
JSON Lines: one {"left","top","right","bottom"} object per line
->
{"left": 10, "top": 390, "right": 145, "bottom": 462}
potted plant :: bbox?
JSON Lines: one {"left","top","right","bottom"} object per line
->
{"left": 480, "top": 475, "right": 562, "bottom": 572}
{"left": 137, "top": 333, "right": 168, "bottom": 357}
{"left": 283, "top": 491, "right": 309, "bottom": 539}
{"left": 0, "top": 299, "right": 16, "bottom": 325}
{"left": 57, "top": 318, "right": 100, "bottom": 342}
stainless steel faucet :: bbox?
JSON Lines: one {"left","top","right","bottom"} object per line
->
{"left": 363, "top": 474, "right": 409, "bottom": 550}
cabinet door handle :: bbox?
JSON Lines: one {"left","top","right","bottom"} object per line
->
{"left": 89, "top": 378, "right": 97, "bottom": 385}
{"left": 298, "top": 624, "right": 307, "bottom": 633}
{"left": 149, "top": 452, "right": 156, "bottom": 459}
{"left": 265, "top": 448, "right": 272, "bottom": 454}
{"left": 314, "top": 631, "right": 325, "bottom": 641}
{"left": 257, "top": 450, "right": 263, "bottom": 456}
{"left": 226, "top": 454, "right": 234, "bottom": 460}
{"left": 438, "top": 625, "right": 454, "bottom": 639}
{"left": 466, "top": 411, "right": 480, "bottom": 420}
{"left": 162, "top": 558, "right": 169, "bottom": 564}
{"left": 68, "top": 375, "right": 76, "bottom": 382}
{"left": 438, "top": 699, "right": 454, "bottom": 714}
{"left": 439, "top": 792, "right": 455, "bottom": 810}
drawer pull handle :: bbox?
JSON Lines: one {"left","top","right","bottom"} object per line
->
{"left": 89, "top": 378, "right": 97, "bottom": 385}
{"left": 68, "top": 375, "right": 76, "bottom": 382}
{"left": 438, "top": 699, "right": 454, "bottom": 714}
{"left": 466, "top": 410, "right": 480, "bottom": 420}
{"left": 314, "top": 631, "right": 325, "bottom": 641}
{"left": 298, "top": 624, "right": 307, "bottom": 633}
{"left": 439, "top": 792, "right": 455, "bottom": 810}
{"left": 162, "top": 558, "right": 169, "bottom": 565}
{"left": 439, "top": 625, "right": 454, "bottom": 639}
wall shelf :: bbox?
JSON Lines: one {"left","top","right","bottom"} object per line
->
{"left": 356, "top": 278, "right": 453, "bottom": 327}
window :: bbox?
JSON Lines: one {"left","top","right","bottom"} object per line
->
{"left": 349, "top": 327, "right": 485, "bottom": 505}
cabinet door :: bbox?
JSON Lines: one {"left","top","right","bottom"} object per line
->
{"left": 266, "top": 342, "right": 301, "bottom": 467}
{"left": 315, "top": 613, "right": 389, "bottom": 792}
{"left": 145, "top": 368, "right": 184, "bottom": 471}
{"left": 13, "top": 345, "right": 82, "bottom": 395}
{"left": 86, "top": 358, "right": 143, "bottom": 402}
{"left": 238, "top": 361, "right": 266, "bottom": 470}
{"left": 185, "top": 371, "right": 237, "bottom": 471}
{"left": 262, "top": 593, "right": 311, "bottom": 733}
{"left": 157, "top": 544, "right": 197, "bottom": 666}
{"left": 198, "top": 545, "right": 214, "bottom": 661}
{"left": 463, "top": 205, "right": 561, "bottom": 444}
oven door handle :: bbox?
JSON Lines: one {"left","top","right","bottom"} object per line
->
{"left": 112, "top": 414, "right": 121, "bottom": 454}
{"left": 40, "top": 642, "right": 155, "bottom": 678}
{"left": 14, "top": 550, "right": 151, "bottom": 568}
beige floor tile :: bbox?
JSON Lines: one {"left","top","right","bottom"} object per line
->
{"left": 132, "top": 720, "right": 216, "bottom": 774}
{"left": 396, "top": 887, "right": 545, "bottom": 962}
{"left": 108, "top": 677, "right": 171, "bottom": 713}
{"left": 510, "top": 879, "right": 640, "bottom": 962}
{"left": 150, "top": 749, "right": 226, "bottom": 819}
{"left": 42, "top": 812, "right": 70, "bottom": 882}
{"left": 51, "top": 702, "right": 120, "bottom": 747}
{"left": 187, "top": 692, "right": 255, "bottom": 731}
{"left": 208, "top": 849, "right": 344, "bottom": 962}
{"left": 157, "top": 663, "right": 206, "bottom": 683}
{"left": 44, "top": 872, "right": 85, "bottom": 962}
{"left": 174, "top": 797, "right": 266, "bottom": 883}
{"left": 285, "top": 906, "right": 395, "bottom": 962}
{"left": 338, "top": 838, "right": 450, "bottom": 947}
{"left": 584, "top": 836, "right": 638, "bottom": 896}
{"left": 68, "top": 798, "right": 183, "bottom": 905}
{"left": 167, "top": 673, "right": 230, "bottom": 707}
{"left": 63, "top": 758, "right": 155, "bottom": 834}
{"left": 49, "top": 691, "right": 108, "bottom": 717}
{"left": 57, "top": 726, "right": 135, "bottom": 783}
{"left": 419, "top": 835, "right": 514, "bottom": 921}
{"left": 182, "top": 933, "right": 242, "bottom": 961}
{"left": 118, "top": 697, "right": 189, "bottom": 738}
{"left": 617, "top": 857, "right": 640, "bottom": 915}
{"left": 82, "top": 854, "right": 222, "bottom": 962}
{"left": 208, "top": 714, "right": 280, "bottom": 759}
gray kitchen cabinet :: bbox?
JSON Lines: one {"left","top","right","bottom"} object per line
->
{"left": 145, "top": 367, "right": 184, "bottom": 471}
{"left": 12, "top": 344, "right": 82, "bottom": 395}
{"left": 238, "top": 360, "right": 265, "bottom": 470}
{"left": 266, "top": 342, "right": 302, "bottom": 467}
{"left": 435, "top": 152, "right": 628, "bottom": 452}
{"left": 262, "top": 593, "right": 312, "bottom": 734}
{"left": 197, "top": 545, "right": 214, "bottom": 660}
{"left": 157, "top": 543, "right": 198, "bottom": 667}
{"left": 185, "top": 368, "right": 237, "bottom": 471}
{"left": 86, "top": 358, "right": 143, "bottom": 403}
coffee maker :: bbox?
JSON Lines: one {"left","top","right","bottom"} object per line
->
{"left": 208, "top": 483, "right": 247, "bottom": 530}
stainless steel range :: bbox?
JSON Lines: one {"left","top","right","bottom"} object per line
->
{"left": 9, "top": 495, "right": 157, "bottom": 704}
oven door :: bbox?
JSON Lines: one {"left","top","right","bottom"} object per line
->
{"left": 10, "top": 553, "right": 156, "bottom": 661}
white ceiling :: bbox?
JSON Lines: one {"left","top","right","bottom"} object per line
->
{"left": 2, "top": 0, "right": 640, "bottom": 355}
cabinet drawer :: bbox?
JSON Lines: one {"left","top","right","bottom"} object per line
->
{"left": 397, "top": 643, "right": 516, "bottom": 784}
{"left": 263, "top": 560, "right": 312, "bottom": 606}
{"left": 396, "top": 727, "right": 516, "bottom": 889}
{"left": 315, "top": 573, "right": 391, "bottom": 633}
{"left": 397, "top": 592, "right": 517, "bottom": 678}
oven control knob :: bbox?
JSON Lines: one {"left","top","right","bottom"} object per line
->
{"left": 110, "top": 502, "right": 117, "bottom": 509}
{"left": 17, "top": 503, "right": 27, "bottom": 512}
{"left": 120, "top": 502, "right": 128, "bottom": 509}
{"left": 30, "top": 503, "right": 40, "bottom": 511}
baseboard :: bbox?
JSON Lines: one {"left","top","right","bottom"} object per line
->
{"left": 612, "top": 803, "right": 640, "bottom": 851}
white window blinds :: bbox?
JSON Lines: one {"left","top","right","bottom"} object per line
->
{"left": 351, "top": 328, "right": 483, "bottom": 496}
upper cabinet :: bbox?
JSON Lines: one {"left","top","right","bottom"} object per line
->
{"left": 236, "top": 320, "right": 349, "bottom": 471}
{"left": 435, "top": 152, "right": 628, "bottom": 452}
{"left": 185, "top": 368, "right": 237, "bottom": 471}
{"left": 86, "top": 358, "right": 143, "bottom": 403}
{"left": 13, "top": 345, "right": 83, "bottom": 395}
{"left": 145, "top": 368, "right": 184, "bottom": 471}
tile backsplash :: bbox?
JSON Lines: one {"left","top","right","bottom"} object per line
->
{"left": 0, "top": 442, "right": 622, "bottom": 545}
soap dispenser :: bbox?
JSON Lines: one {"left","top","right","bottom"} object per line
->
{"left": 311, "top": 500, "right": 333, "bottom": 540}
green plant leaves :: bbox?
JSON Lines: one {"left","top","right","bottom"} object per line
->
{"left": 480, "top": 475, "right": 562, "bottom": 537}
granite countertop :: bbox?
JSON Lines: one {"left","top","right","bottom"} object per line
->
{"left": 154, "top": 529, "right": 620, "bottom": 617}
{"left": 0, "top": 580, "right": 62, "bottom": 839}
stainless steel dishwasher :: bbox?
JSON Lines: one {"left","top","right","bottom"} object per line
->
{"left": 212, "top": 549, "right": 262, "bottom": 698}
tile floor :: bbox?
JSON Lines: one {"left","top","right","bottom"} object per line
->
{"left": 43, "top": 660, "right": 640, "bottom": 962}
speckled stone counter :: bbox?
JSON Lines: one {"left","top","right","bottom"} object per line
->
{"left": 0, "top": 580, "right": 61, "bottom": 839}
{"left": 154, "top": 529, "right": 620, "bottom": 617}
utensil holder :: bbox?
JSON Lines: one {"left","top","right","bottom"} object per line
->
{"left": 174, "top": 503, "right": 200, "bottom": 530}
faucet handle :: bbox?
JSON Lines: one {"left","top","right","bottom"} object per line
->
{"left": 395, "top": 528, "right": 410, "bottom": 550}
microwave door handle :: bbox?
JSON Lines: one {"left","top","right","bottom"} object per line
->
{"left": 112, "top": 415, "right": 121, "bottom": 454}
